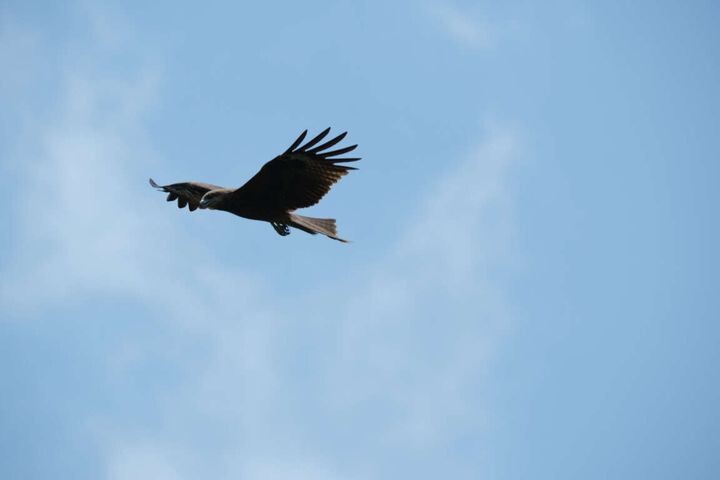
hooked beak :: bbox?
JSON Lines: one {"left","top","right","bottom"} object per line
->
{"left": 199, "top": 196, "right": 211, "bottom": 209}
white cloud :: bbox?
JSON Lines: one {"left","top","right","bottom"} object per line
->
{"left": 106, "top": 442, "right": 183, "bottom": 480}
{"left": 0, "top": 7, "right": 519, "bottom": 479}
{"left": 429, "top": 3, "right": 497, "bottom": 50}
{"left": 427, "top": 2, "right": 528, "bottom": 51}
{"left": 328, "top": 123, "right": 516, "bottom": 447}
{"left": 1, "top": 67, "right": 175, "bottom": 312}
{"left": 240, "top": 458, "right": 355, "bottom": 480}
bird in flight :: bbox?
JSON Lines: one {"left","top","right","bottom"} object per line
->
{"left": 149, "top": 128, "right": 359, "bottom": 242}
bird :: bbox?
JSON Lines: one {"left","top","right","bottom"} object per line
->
{"left": 149, "top": 128, "right": 360, "bottom": 242}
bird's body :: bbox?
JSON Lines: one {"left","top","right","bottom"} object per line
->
{"left": 150, "top": 128, "right": 359, "bottom": 242}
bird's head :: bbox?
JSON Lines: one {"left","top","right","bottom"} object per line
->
{"left": 199, "top": 189, "right": 228, "bottom": 209}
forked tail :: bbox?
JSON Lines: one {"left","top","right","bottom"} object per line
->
{"left": 289, "top": 214, "right": 348, "bottom": 243}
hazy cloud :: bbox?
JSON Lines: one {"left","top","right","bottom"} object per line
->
{"left": 427, "top": 2, "right": 526, "bottom": 51}
{"left": 430, "top": 3, "right": 496, "bottom": 49}
{"left": 0, "top": 6, "right": 519, "bottom": 478}
{"left": 330, "top": 123, "right": 516, "bottom": 448}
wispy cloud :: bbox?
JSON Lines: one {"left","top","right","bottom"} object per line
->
{"left": 427, "top": 2, "right": 527, "bottom": 51}
{"left": 0, "top": 6, "right": 520, "bottom": 479}
{"left": 329, "top": 123, "right": 516, "bottom": 448}
{"left": 429, "top": 3, "right": 497, "bottom": 50}
{"left": 106, "top": 441, "right": 183, "bottom": 480}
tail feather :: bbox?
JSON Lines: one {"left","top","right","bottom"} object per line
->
{"left": 289, "top": 214, "right": 348, "bottom": 243}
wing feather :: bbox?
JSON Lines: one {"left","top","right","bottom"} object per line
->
{"left": 229, "top": 128, "right": 360, "bottom": 210}
{"left": 306, "top": 131, "right": 347, "bottom": 154}
{"left": 283, "top": 129, "right": 308, "bottom": 154}
{"left": 321, "top": 144, "right": 358, "bottom": 157}
{"left": 297, "top": 127, "right": 331, "bottom": 152}
{"left": 149, "top": 178, "right": 224, "bottom": 212}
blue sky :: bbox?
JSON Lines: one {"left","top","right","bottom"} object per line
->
{"left": 1, "top": 1, "right": 718, "bottom": 479}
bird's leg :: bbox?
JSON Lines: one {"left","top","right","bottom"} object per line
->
{"left": 271, "top": 222, "right": 291, "bottom": 236}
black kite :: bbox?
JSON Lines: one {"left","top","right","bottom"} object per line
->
{"left": 149, "top": 128, "right": 359, "bottom": 242}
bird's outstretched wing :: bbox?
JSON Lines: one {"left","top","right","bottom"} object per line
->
{"left": 149, "top": 178, "right": 223, "bottom": 211}
{"left": 229, "top": 128, "right": 360, "bottom": 211}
